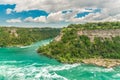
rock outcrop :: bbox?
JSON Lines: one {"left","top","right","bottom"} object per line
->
{"left": 10, "top": 29, "right": 18, "bottom": 37}
{"left": 78, "top": 29, "right": 120, "bottom": 42}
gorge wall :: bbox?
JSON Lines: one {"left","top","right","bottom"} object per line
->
{"left": 55, "top": 29, "right": 120, "bottom": 42}
{"left": 77, "top": 29, "right": 120, "bottom": 42}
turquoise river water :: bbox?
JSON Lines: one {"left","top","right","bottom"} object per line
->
{"left": 0, "top": 39, "right": 120, "bottom": 80}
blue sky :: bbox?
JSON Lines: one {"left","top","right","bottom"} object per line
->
{"left": 0, "top": 0, "right": 120, "bottom": 27}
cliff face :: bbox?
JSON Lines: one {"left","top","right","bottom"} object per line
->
{"left": 77, "top": 29, "right": 120, "bottom": 42}
{"left": 10, "top": 29, "right": 18, "bottom": 37}
{"left": 54, "top": 33, "right": 63, "bottom": 41}
{"left": 38, "top": 22, "right": 120, "bottom": 66}
{"left": 55, "top": 29, "right": 120, "bottom": 42}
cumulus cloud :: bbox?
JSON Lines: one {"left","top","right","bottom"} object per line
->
{"left": 1, "top": 0, "right": 120, "bottom": 23}
{"left": 24, "top": 10, "right": 86, "bottom": 23}
{"left": 0, "top": 0, "right": 119, "bottom": 12}
{"left": 68, "top": 12, "right": 106, "bottom": 23}
{"left": 6, "top": 18, "right": 22, "bottom": 23}
{"left": 47, "top": 11, "right": 63, "bottom": 23}
{"left": 6, "top": 8, "right": 13, "bottom": 14}
{"left": 24, "top": 13, "right": 63, "bottom": 23}
{"left": 24, "top": 16, "right": 46, "bottom": 23}
{"left": 102, "top": 14, "right": 120, "bottom": 22}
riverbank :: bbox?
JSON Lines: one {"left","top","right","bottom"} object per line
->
{"left": 1, "top": 38, "right": 120, "bottom": 80}
{"left": 0, "top": 27, "right": 60, "bottom": 47}
{"left": 38, "top": 22, "right": 120, "bottom": 69}
{"left": 82, "top": 58, "right": 120, "bottom": 68}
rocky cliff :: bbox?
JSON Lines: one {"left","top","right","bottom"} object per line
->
{"left": 77, "top": 29, "right": 120, "bottom": 42}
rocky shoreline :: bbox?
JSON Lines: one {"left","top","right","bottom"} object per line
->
{"left": 82, "top": 58, "right": 120, "bottom": 68}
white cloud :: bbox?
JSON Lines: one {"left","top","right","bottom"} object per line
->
{"left": 6, "top": 8, "right": 13, "bottom": 14}
{"left": 66, "top": 7, "right": 120, "bottom": 23}
{"left": 101, "top": 14, "right": 120, "bottom": 22}
{"left": 6, "top": 18, "right": 22, "bottom": 23}
{"left": 24, "top": 16, "right": 46, "bottom": 23}
{"left": 34, "top": 16, "right": 46, "bottom": 23}
{"left": 1, "top": 0, "right": 120, "bottom": 23}
{"left": 24, "top": 8, "right": 120, "bottom": 23}
{"left": 67, "top": 12, "right": 104, "bottom": 23}
{"left": 24, "top": 17, "right": 33, "bottom": 22}
{"left": 47, "top": 11, "right": 63, "bottom": 23}
{"left": 24, "top": 12, "right": 63, "bottom": 23}
{"left": 24, "top": 11, "right": 82, "bottom": 23}
{"left": 46, "top": 9, "right": 93, "bottom": 23}
{"left": 0, "top": 0, "right": 120, "bottom": 12}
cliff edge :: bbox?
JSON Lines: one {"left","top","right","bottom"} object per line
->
{"left": 38, "top": 22, "right": 120, "bottom": 68}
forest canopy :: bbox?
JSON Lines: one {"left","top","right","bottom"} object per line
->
{"left": 38, "top": 22, "right": 120, "bottom": 63}
{"left": 0, "top": 27, "right": 60, "bottom": 47}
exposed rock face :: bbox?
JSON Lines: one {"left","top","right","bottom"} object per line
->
{"left": 10, "top": 29, "right": 18, "bottom": 37}
{"left": 82, "top": 59, "right": 120, "bottom": 68}
{"left": 55, "top": 29, "right": 120, "bottom": 42}
{"left": 54, "top": 33, "right": 63, "bottom": 41}
{"left": 77, "top": 29, "right": 120, "bottom": 42}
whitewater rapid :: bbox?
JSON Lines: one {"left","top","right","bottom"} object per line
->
{"left": 0, "top": 61, "right": 80, "bottom": 80}
{"left": 0, "top": 39, "right": 120, "bottom": 80}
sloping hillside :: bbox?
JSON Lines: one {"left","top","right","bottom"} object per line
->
{"left": 38, "top": 22, "right": 120, "bottom": 67}
{"left": 0, "top": 27, "right": 60, "bottom": 47}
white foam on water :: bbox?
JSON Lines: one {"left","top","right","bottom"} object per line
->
{"left": 0, "top": 61, "right": 24, "bottom": 64}
{"left": 112, "top": 73, "right": 120, "bottom": 78}
{"left": 0, "top": 61, "right": 80, "bottom": 80}
{"left": 0, "top": 65, "right": 65, "bottom": 80}
{"left": 79, "top": 66, "right": 114, "bottom": 72}
{"left": 45, "top": 63, "right": 80, "bottom": 71}
{"left": 20, "top": 45, "right": 32, "bottom": 48}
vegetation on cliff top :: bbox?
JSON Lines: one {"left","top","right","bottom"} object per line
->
{"left": 67, "top": 21, "right": 120, "bottom": 30}
{"left": 0, "top": 27, "right": 60, "bottom": 47}
{"left": 38, "top": 22, "right": 120, "bottom": 64}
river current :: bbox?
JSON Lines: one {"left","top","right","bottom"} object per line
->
{"left": 0, "top": 39, "right": 120, "bottom": 80}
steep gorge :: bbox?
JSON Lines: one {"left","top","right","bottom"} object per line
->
{"left": 38, "top": 22, "right": 120, "bottom": 67}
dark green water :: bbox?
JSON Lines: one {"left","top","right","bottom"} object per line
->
{"left": 0, "top": 39, "right": 120, "bottom": 80}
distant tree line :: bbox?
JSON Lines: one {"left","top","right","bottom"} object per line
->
{"left": 0, "top": 27, "right": 60, "bottom": 47}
